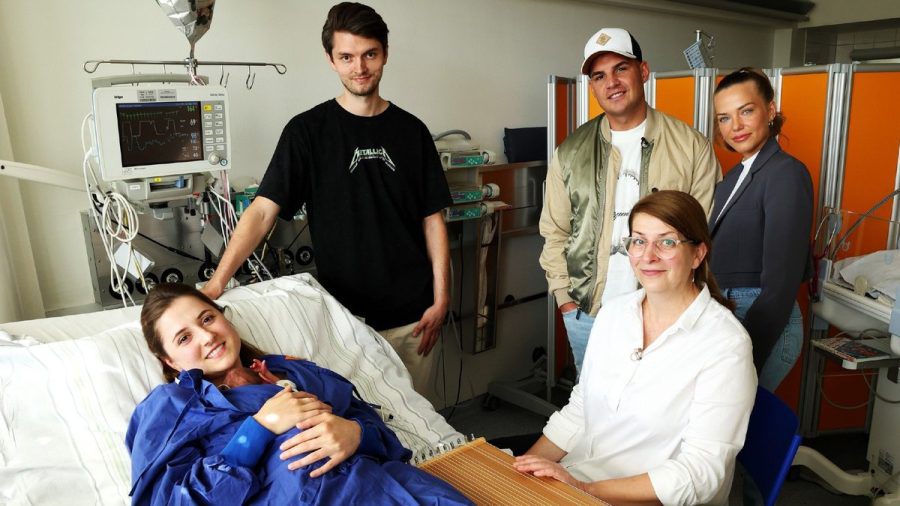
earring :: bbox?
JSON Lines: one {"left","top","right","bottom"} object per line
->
{"left": 768, "top": 120, "right": 774, "bottom": 128}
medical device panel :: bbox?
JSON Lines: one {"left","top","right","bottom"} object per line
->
{"left": 91, "top": 85, "right": 231, "bottom": 181}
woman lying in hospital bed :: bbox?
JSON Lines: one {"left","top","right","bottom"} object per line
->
{"left": 128, "top": 282, "right": 471, "bottom": 505}
{"left": 514, "top": 191, "right": 758, "bottom": 505}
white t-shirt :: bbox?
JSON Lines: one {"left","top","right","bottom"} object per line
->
{"left": 543, "top": 286, "right": 757, "bottom": 505}
{"left": 715, "top": 150, "right": 760, "bottom": 224}
{"left": 601, "top": 120, "right": 646, "bottom": 304}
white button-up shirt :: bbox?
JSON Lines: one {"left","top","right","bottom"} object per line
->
{"left": 544, "top": 286, "right": 757, "bottom": 505}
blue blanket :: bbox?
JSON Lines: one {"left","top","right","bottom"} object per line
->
{"left": 126, "top": 355, "right": 471, "bottom": 505}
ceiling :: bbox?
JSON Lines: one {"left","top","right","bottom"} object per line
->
{"left": 664, "top": 0, "right": 815, "bottom": 20}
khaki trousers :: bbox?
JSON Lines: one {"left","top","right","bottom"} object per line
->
{"left": 378, "top": 322, "right": 439, "bottom": 405}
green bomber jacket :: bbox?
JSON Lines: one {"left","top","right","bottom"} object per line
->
{"left": 538, "top": 106, "right": 721, "bottom": 314}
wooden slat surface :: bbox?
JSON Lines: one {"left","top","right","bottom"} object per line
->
{"left": 419, "top": 438, "right": 608, "bottom": 506}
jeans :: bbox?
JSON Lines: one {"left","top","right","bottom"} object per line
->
{"left": 722, "top": 287, "right": 803, "bottom": 392}
{"left": 561, "top": 309, "right": 595, "bottom": 377}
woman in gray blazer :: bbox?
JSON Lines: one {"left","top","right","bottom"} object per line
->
{"left": 709, "top": 68, "right": 813, "bottom": 392}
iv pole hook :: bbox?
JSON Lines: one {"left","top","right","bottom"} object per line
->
{"left": 246, "top": 66, "right": 256, "bottom": 90}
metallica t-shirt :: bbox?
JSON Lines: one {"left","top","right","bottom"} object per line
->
{"left": 257, "top": 100, "right": 451, "bottom": 330}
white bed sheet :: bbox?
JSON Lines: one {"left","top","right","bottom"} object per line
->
{"left": 0, "top": 274, "right": 461, "bottom": 505}
{"left": 834, "top": 250, "right": 900, "bottom": 305}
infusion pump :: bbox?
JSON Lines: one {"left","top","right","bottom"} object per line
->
{"left": 91, "top": 84, "right": 231, "bottom": 182}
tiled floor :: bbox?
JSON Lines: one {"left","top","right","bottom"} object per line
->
{"left": 441, "top": 396, "right": 876, "bottom": 505}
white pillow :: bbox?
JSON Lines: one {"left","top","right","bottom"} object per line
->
{"left": 0, "top": 306, "right": 142, "bottom": 344}
{"left": 0, "top": 275, "right": 460, "bottom": 505}
{"left": 0, "top": 323, "right": 150, "bottom": 505}
{"left": 0, "top": 330, "right": 41, "bottom": 346}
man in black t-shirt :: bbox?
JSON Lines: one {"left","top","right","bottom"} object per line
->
{"left": 201, "top": 2, "right": 450, "bottom": 399}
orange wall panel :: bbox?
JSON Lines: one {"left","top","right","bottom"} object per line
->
{"left": 714, "top": 144, "right": 744, "bottom": 174}
{"left": 654, "top": 77, "right": 695, "bottom": 127}
{"left": 555, "top": 82, "right": 571, "bottom": 147}
{"left": 552, "top": 80, "right": 575, "bottom": 377}
{"left": 777, "top": 73, "right": 829, "bottom": 415}
{"left": 837, "top": 72, "right": 900, "bottom": 257}
{"left": 588, "top": 89, "right": 603, "bottom": 120}
{"left": 816, "top": 366, "right": 871, "bottom": 431}
{"left": 781, "top": 71, "right": 900, "bottom": 429}
{"left": 780, "top": 73, "right": 828, "bottom": 217}
{"left": 817, "top": 74, "right": 900, "bottom": 427}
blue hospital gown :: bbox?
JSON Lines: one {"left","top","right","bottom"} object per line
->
{"left": 126, "top": 355, "right": 471, "bottom": 505}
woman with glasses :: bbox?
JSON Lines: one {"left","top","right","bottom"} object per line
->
{"left": 514, "top": 190, "right": 756, "bottom": 505}
{"left": 710, "top": 68, "right": 813, "bottom": 391}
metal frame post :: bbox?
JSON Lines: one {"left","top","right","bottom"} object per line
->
{"left": 545, "top": 75, "right": 576, "bottom": 402}
{"left": 576, "top": 75, "right": 590, "bottom": 128}
{"left": 645, "top": 71, "right": 657, "bottom": 109}
{"left": 692, "top": 67, "right": 717, "bottom": 140}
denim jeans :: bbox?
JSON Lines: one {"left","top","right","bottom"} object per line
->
{"left": 722, "top": 287, "right": 803, "bottom": 392}
{"left": 561, "top": 309, "right": 595, "bottom": 377}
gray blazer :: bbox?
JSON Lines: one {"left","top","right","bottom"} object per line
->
{"left": 709, "top": 137, "right": 813, "bottom": 369}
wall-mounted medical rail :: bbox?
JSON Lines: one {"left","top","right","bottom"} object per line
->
{"left": 84, "top": 58, "right": 287, "bottom": 89}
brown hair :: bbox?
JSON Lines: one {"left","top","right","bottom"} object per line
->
{"left": 140, "top": 283, "right": 266, "bottom": 382}
{"left": 714, "top": 67, "right": 785, "bottom": 152}
{"left": 322, "top": 2, "right": 389, "bottom": 58}
{"left": 628, "top": 190, "right": 733, "bottom": 309}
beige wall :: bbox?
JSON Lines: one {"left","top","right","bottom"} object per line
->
{"left": 801, "top": 0, "right": 900, "bottom": 27}
{"left": 0, "top": 93, "right": 44, "bottom": 323}
{"left": 0, "top": 0, "right": 774, "bottom": 311}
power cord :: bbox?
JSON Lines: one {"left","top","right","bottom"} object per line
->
{"left": 88, "top": 197, "right": 203, "bottom": 262}
{"left": 871, "top": 469, "right": 900, "bottom": 503}
{"left": 861, "top": 374, "right": 900, "bottom": 405}
{"left": 206, "top": 186, "right": 273, "bottom": 282}
{"left": 816, "top": 372, "right": 871, "bottom": 411}
{"left": 828, "top": 189, "right": 900, "bottom": 261}
{"left": 82, "top": 113, "right": 146, "bottom": 306}
{"left": 442, "top": 250, "right": 477, "bottom": 420}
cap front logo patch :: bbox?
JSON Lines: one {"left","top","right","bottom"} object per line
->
{"left": 597, "top": 33, "right": 611, "bottom": 46}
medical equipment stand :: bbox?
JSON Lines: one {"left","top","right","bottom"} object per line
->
{"left": 796, "top": 281, "right": 900, "bottom": 504}
{"left": 484, "top": 76, "right": 577, "bottom": 417}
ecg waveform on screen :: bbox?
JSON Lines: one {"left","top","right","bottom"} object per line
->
{"left": 116, "top": 103, "right": 203, "bottom": 167}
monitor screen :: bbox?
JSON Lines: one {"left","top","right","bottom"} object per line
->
{"left": 116, "top": 101, "right": 203, "bottom": 168}
{"left": 93, "top": 85, "right": 229, "bottom": 181}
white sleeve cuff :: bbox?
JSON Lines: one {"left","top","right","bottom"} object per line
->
{"left": 647, "top": 459, "right": 727, "bottom": 506}
{"left": 647, "top": 465, "right": 684, "bottom": 506}
{"left": 543, "top": 410, "right": 582, "bottom": 453}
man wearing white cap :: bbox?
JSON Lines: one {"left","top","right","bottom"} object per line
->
{"left": 539, "top": 28, "right": 720, "bottom": 374}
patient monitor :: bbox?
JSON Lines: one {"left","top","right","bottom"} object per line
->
{"left": 91, "top": 84, "right": 231, "bottom": 182}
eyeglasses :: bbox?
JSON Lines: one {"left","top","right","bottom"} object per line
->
{"left": 621, "top": 236, "right": 698, "bottom": 259}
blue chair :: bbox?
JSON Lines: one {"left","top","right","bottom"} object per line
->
{"left": 737, "top": 387, "right": 803, "bottom": 506}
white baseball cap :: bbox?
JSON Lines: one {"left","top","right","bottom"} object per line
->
{"left": 581, "top": 28, "right": 643, "bottom": 75}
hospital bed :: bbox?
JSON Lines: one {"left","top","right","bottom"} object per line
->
{"left": 0, "top": 274, "right": 463, "bottom": 505}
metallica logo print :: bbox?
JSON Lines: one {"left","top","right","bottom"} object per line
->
{"left": 348, "top": 147, "right": 397, "bottom": 173}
